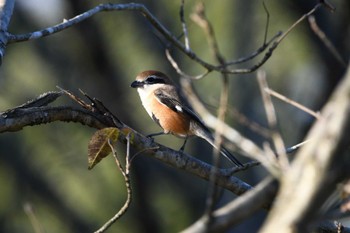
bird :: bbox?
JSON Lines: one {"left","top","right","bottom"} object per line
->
{"left": 130, "top": 70, "right": 243, "bottom": 167}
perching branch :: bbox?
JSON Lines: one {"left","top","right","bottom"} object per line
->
{"left": 0, "top": 90, "right": 254, "bottom": 196}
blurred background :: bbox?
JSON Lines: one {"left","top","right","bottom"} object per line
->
{"left": 0, "top": 0, "right": 349, "bottom": 232}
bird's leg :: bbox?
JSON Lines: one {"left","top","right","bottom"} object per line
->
{"left": 147, "top": 132, "right": 165, "bottom": 138}
{"left": 146, "top": 132, "right": 165, "bottom": 143}
{"left": 179, "top": 136, "right": 188, "bottom": 152}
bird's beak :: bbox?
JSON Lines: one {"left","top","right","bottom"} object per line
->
{"left": 130, "top": 81, "right": 143, "bottom": 88}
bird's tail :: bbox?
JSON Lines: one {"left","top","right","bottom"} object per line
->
{"left": 195, "top": 126, "right": 243, "bottom": 167}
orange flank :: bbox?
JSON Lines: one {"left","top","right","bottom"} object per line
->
{"left": 150, "top": 94, "right": 190, "bottom": 137}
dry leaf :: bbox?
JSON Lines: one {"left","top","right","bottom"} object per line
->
{"left": 88, "top": 127, "right": 119, "bottom": 170}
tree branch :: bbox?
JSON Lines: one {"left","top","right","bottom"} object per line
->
{"left": 0, "top": 0, "right": 14, "bottom": 64}
{"left": 0, "top": 91, "right": 254, "bottom": 195}
{"left": 4, "top": 2, "right": 327, "bottom": 74}
{"left": 0, "top": 106, "right": 108, "bottom": 132}
{"left": 180, "top": 77, "right": 269, "bottom": 165}
{"left": 260, "top": 63, "right": 350, "bottom": 233}
{"left": 182, "top": 177, "right": 278, "bottom": 233}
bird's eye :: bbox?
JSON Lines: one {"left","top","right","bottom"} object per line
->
{"left": 146, "top": 76, "right": 156, "bottom": 83}
{"left": 145, "top": 75, "right": 166, "bottom": 84}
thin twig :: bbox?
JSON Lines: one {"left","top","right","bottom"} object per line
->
{"left": 14, "top": 91, "right": 62, "bottom": 109}
{"left": 129, "top": 146, "right": 159, "bottom": 164}
{"left": 259, "top": 62, "right": 350, "bottom": 233}
{"left": 229, "top": 108, "right": 271, "bottom": 139}
{"left": 190, "top": 2, "right": 228, "bottom": 225}
{"left": 179, "top": 77, "right": 269, "bottom": 165}
{"left": 180, "top": 0, "right": 190, "bottom": 51}
{"left": 226, "top": 160, "right": 261, "bottom": 176}
{"left": 6, "top": 2, "right": 326, "bottom": 74}
{"left": 191, "top": 4, "right": 243, "bottom": 230}
{"left": 264, "top": 84, "right": 320, "bottom": 161}
{"left": 57, "top": 86, "right": 93, "bottom": 111}
{"left": 285, "top": 139, "right": 313, "bottom": 154}
{"left": 181, "top": 177, "right": 278, "bottom": 233}
{"left": 224, "top": 2, "right": 327, "bottom": 74}
{"left": 165, "top": 48, "right": 210, "bottom": 80}
{"left": 308, "top": 15, "right": 347, "bottom": 68}
{"left": 265, "top": 87, "right": 321, "bottom": 119}
{"left": 0, "top": 0, "right": 15, "bottom": 65}
{"left": 205, "top": 98, "right": 271, "bottom": 139}
{"left": 262, "top": 1, "right": 270, "bottom": 45}
{"left": 275, "top": 3, "right": 323, "bottom": 44}
{"left": 23, "top": 203, "right": 46, "bottom": 233}
{"left": 224, "top": 31, "right": 281, "bottom": 67}
{"left": 6, "top": 3, "right": 219, "bottom": 71}
{"left": 190, "top": 2, "right": 225, "bottom": 65}
{"left": 257, "top": 70, "right": 289, "bottom": 171}
{"left": 94, "top": 137, "right": 132, "bottom": 233}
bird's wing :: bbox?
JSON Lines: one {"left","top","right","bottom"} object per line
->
{"left": 154, "top": 88, "right": 243, "bottom": 167}
{"left": 154, "top": 88, "right": 208, "bottom": 129}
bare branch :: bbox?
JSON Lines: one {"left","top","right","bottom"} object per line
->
{"left": 263, "top": 87, "right": 321, "bottom": 154}
{"left": 0, "top": 106, "right": 109, "bottom": 132}
{"left": 182, "top": 177, "right": 278, "bottom": 233}
{"left": 180, "top": 77, "right": 268, "bottom": 165}
{"left": 257, "top": 70, "right": 289, "bottom": 171}
{"left": 190, "top": 2, "right": 233, "bottom": 227}
{"left": 94, "top": 138, "right": 133, "bottom": 233}
{"left": 273, "top": 2, "right": 323, "bottom": 45}
{"left": 0, "top": 0, "right": 15, "bottom": 64}
{"left": 260, "top": 63, "right": 350, "bottom": 233}
{"left": 265, "top": 87, "right": 321, "bottom": 119}
{"left": 285, "top": 139, "right": 313, "bottom": 154}
{"left": 17, "top": 91, "right": 63, "bottom": 108}
{"left": 262, "top": 1, "right": 270, "bottom": 45}
{"left": 228, "top": 107, "right": 270, "bottom": 139}
{"left": 165, "top": 47, "right": 210, "bottom": 80}
{"left": 23, "top": 203, "right": 46, "bottom": 233}
{"left": 308, "top": 15, "right": 347, "bottom": 68}
{"left": 5, "top": 2, "right": 327, "bottom": 74}
{"left": 6, "top": 3, "right": 219, "bottom": 71}
{"left": 180, "top": 0, "right": 190, "bottom": 51}
{"left": 224, "top": 31, "right": 282, "bottom": 67}
{"left": 191, "top": 2, "right": 225, "bottom": 65}
{"left": 0, "top": 92, "right": 253, "bottom": 195}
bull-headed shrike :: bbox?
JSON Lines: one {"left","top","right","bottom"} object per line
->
{"left": 131, "top": 70, "right": 243, "bottom": 167}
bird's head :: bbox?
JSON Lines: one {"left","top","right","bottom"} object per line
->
{"left": 131, "top": 70, "right": 173, "bottom": 89}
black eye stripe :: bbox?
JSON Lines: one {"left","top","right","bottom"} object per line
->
{"left": 145, "top": 75, "right": 166, "bottom": 84}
